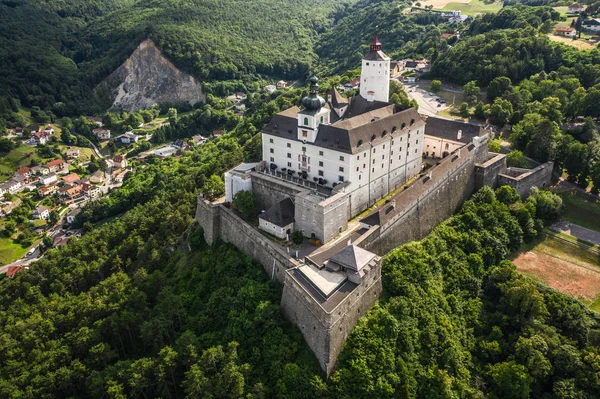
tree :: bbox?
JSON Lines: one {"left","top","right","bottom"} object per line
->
{"left": 430, "top": 80, "right": 442, "bottom": 92}
{"left": 526, "top": 118, "right": 560, "bottom": 163}
{"left": 487, "top": 361, "right": 533, "bottom": 399}
{"left": 473, "top": 101, "right": 489, "bottom": 120}
{"left": 562, "top": 140, "right": 589, "bottom": 185}
{"left": 202, "top": 174, "right": 224, "bottom": 200}
{"left": 0, "top": 138, "right": 15, "bottom": 153}
{"left": 292, "top": 230, "right": 303, "bottom": 245}
{"left": 49, "top": 211, "right": 60, "bottom": 225}
{"left": 487, "top": 76, "right": 512, "bottom": 101}
{"left": 507, "top": 150, "right": 530, "bottom": 168}
{"left": 463, "top": 81, "right": 480, "bottom": 104}
{"left": 459, "top": 102, "right": 470, "bottom": 118}
{"left": 489, "top": 98, "right": 513, "bottom": 127}
{"left": 167, "top": 108, "right": 178, "bottom": 126}
{"left": 232, "top": 190, "right": 257, "bottom": 219}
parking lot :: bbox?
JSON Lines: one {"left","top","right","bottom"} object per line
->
{"left": 404, "top": 84, "right": 449, "bottom": 117}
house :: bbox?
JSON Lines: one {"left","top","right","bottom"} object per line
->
{"left": 14, "top": 167, "right": 32, "bottom": 179}
{"left": 235, "top": 92, "right": 247, "bottom": 100}
{"left": 39, "top": 173, "right": 58, "bottom": 186}
{"left": 582, "top": 18, "right": 600, "bottom": 31}
{"left": 112, "top": 168, "right": 128, "bottom": 183}
{"left": 61, "top": 173, "right": 81, "bottom": 185}
{"left": 93, "top": 128, "right": 111, "bottom": 140}
{"left": 66, "top": 208, "right": 80, "bottom": 224}
{"left": 276, "top": 80, "right": 288, "bottom": 88}
{"left": 66, "top": 148, "right": 80, "bottom": 159}
{"left": 191, "top": 135, "right": 207, "bottom": 145}
{"left": 441, "top": 33, "right": 453, "bottom": 39}
{"left": 212, "top": 130, "right": 223, "bottom": 138}
{"left": 39, "top": 184, "right": 58, "bottom": 197}
{"left": 423, "top": 116, "right": 490, "bottom": 158}
{"left": 90, "top": 171, "right": 105, "bottom": 184}
{"left": 0, "top": 198, "right": 21, "bottom": 217}
{"left": 14, "top": 127, "right": 24, "bottom": 136}
{"left": 5, "top": 265, "right": 24, "bottom": 278}
{"left": 59, "top": 184, "right": 83, "bottom": 201}
{"left": 112, "top": 155, "right": 128, "bottom": 169}
{"left": 88, "top": 117, "right": 103, "bottom": 127}
{"left": 82, "top": 182, "right": 101, "bottom": 198}
{"left": 115, "top": 131, "right": 139, "bottom": 143}
{"left": 154, "top": 146, "right": 178, "bottom": 158}
{"left": 0, "top": 179, "right": 22, "bottom": 195}
{"left": 264, "top": 85, "right": 277, "bottom": 94}
{"left": 389, "top": 61, "right": 401, "bottom": 78}
{"left": 31, "top": 165, "right": 49, "bottom": 176}
{"left": 46, "top": 159, "right": 67, "bottom": 174}
{"left": 416, "top": 63, "right": 432, "bottom": 73}
{"left": 32, "top": 206, "right": 50, "bottom": 220}
{"left": 32, "top": 131, "right": 49, "bottom": 145}
{"left": 555, "top": 26, "right": 577, "bottom": 37}
{"left": 343, "top": 77, "right": 360, "bottom": 93}
{"left": 42, "top": 125, "right": 54, "bottom": 135}
{"left": 26, "top": 125, "right": 40, "bottom": 133}
{"left": 53, "top": 236, "right": 70, "bottom": 247}
{"left": 567, "top": 2, "right": 585, "bottom": 14}
{"left": 403, "top": 60, "right": 418, "bottom": 71}
{"left": 258, "top": 197, "right": 295, "bottom": 239}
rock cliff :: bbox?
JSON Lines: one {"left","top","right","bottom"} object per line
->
{"left": 100, "top": 39, "right": 205, "bottom": 111}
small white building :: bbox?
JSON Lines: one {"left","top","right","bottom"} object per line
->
{"left": 93, "top": 128, "right": 111, "bottom": 140}
{"left": 154, "top": 146, "right": 178, "bottom": 158}
{"left": 265, "top": 85, "right": 277, "bottom": 94}
{"left": 258, "top": 197, "right": 295, "bottom": 239}
{"left": 116, "top": 132, "right": 139, "bottom": 143}
{"left": 66, "top": 208, "right": 80, "bottom": 224}
{"left": 33, "top": 206, "right": 50, "bottom": 220}
{"left": 39, "top": 173, "right": 58, "bottom": 186}
{"left": 582, "top": 18, "right": 600, "bottom": 31}
{"left": 567, "top": 2, "right": 585, "bottom": 14}
{"left": 66, "top": 148, "right": 80, "bottom": 160}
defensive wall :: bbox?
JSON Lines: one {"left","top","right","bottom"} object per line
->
{"left": 195, "top": 198, "right": 299, "bottom": 284}
{"left": 498, "top": 162, "right": 553, "bottom": 197}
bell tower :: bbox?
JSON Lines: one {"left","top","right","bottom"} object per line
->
{"left": 359, "top": 27, "right": 391, "bottom": 103}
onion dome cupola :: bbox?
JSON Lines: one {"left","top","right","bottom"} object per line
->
{"left": 301, "top": 76, "right": 326, "bottom": 111}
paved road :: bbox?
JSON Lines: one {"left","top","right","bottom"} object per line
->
{"left": 404, "top": 85, "right": 449, "bottom": 117}
{"left": 551, "top": 220, "right": 600, "bottom": 246}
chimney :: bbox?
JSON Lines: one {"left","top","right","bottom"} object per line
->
{"left": 347, "top": 239, "right": 352, "bottom": 246}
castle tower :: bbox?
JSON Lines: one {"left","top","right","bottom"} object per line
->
{"left": 359, "top": 28, "right": 391, "bottom": 103}
{"left": 297, "top": 76, "right": 329, "bottom": 143}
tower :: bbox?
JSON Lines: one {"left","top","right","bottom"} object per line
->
{"left": 297, "top": 76, "right": 329, "bottom": 143}
{"left": 359, "top": 28, "right": 391, "bottom": 103}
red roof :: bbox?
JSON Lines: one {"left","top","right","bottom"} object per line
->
{"left": 441, "top": 33, "right": 452, "bottom": 39}
{"left": 6, "top": 266, "right": 24, "bottom": 278}
{"left": 213, "top": 130, "right": 223, "bottom": 136}
{"left": 113, "top": 155, "right": 125, "bottom": 162}
{"left": 16, "top": 167, "right": 30, "bottom": 175}
{"left": 46, "top": 159, "right": 65, "bottom": 167}
{"left": 556, "top": 26, "right": 575, "bottom": 32}
{"left": 62, "top": 173, "right": 80, "bottom": 183}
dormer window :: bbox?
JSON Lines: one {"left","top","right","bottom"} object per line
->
{"left": 371, "top": 134, "right": 376, "bottom": 141}
{"left": 392, "top": 126, "right": 397, "bottom": 132}
{"left": 401, "top": 123, "right": 406, "bottom": 129}
{"left": 357, "top": 139, "right": 363, "bottom": 147}
{"left": 382, "top": 130, "right": 387, "bottom": 137}
{"left": 410, "top": 119, "right": 415, "bottom": 126}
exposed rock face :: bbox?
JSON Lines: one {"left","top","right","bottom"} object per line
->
{"left": 101, "top": 39, "right": 205, "bottom": 111}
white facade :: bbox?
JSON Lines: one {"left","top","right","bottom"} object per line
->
{"left": 423, "top": 135, "right": 464, "bottom": 158}
{"left": 258, "top": 218, "right": 293, "bottom": 239}
{"left": 39, "top": 174, "right": 57, "bottom": 186}
{"left": 224, "top": 168, "right": 254, "bottom": 203}
{"left": 360, "top": 58, "right": 390, "bottom": 103}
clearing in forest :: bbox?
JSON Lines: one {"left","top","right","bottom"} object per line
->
{"left": 511, "top": 234, "right": 600, "bottom": 312}
{"left": 548, "top": 35, "right": 597, "bottom": 51}
{"left": 439, "top": 0, "right": 502, "bottom": 15}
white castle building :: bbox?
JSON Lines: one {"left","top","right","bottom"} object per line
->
{"left": 260, "top": 32, "right": 425, "bottom": 219}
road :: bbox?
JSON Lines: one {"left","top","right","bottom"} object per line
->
{"left": 404, "top": 84, "right": 450, "bottom": 117}
{"left": 551, "top": 220, "right": 600, "bottom": 246}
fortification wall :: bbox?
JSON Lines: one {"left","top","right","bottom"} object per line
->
{"left": 195, "top": 198, "right": 298, "bottom": 284}
{"left": 251, "top": 173, "right": 301, "bottom": 211}
{"left": 498, "top": 162, "right": 553, "bottom": 198}
{"left": 475, "top": 153, "right": 506, "bottom": 190}
{"left": 295, "top": 192, "right": 349, "bottom": 243}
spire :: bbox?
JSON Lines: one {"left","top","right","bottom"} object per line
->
{"left": 370, "top": 26, "right": 381, "bottom": 52}
{"left": 301, "top": 76, "right": 325, "bottom": 111}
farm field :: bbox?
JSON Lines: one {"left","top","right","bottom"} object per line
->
{"left": 512, "top": 234, "right": 600, "bottom": 312}
{"left": 420, "top": 0, "right": 470, "bottom": 8}
{"left": 440, "top": 0, "right": 502, "bottom": 15}
{"left": 549, "top": 34, "right": 597, "bottom": 50}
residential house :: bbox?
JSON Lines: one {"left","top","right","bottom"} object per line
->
{"left": 343, "top": 77, "right": 360, "bottom": 93}
{"left": 567, "top": 2, "right": 585, "bottom": 14}
{"left": 191, "top": 135, "right": 207, "bottom": 145}
{"left": 39, "top": 184, "right": 58, "bottom": 197}
{"left": 234, "top": 92, "right": 247, "bottom": 100}
{"left": 59, "top": 184, "right": 83, "bottom": 201}
{"left": 53, "top": 236, "right": 70, "bottom": 247}
{"left": 0, "top": 179, "right": 22, "bottom": 195}
{"left": 39, "top": 173, "right": 58, "bottom": 186}
{"left": 93, "top": 128, "right": 111, "bottom": 140}
{"left": 416, "top": 62, "right": 432, "bottom": 73}
{"left": 112, "top": 155, "right": 128, "bottom": 169}
{"left": 88, "top": 117, "right": 103, "bottom": 127}
{"left": 32, "top": 131, "right": 50, "bottom": 145}
{"left": 403, "top": 60, "right": 418, "bottom": 71}
{"left": 46, "top": 159, "right": 67, "bottom": 174}
{"left": 212, "top": 130, "right": 223, "bottom": 138}
{"left": 61, "top": 173, "right": 81, "bottom": 186}
{"left": 582, "top": 18, "right": 600, "bottom": 31}
{"left": 0, "top": 198, "right": 21, "bottom": 217}
{"left": 115, "top": 131, "right": 139, "bottom": 143}
{"left": 82, "top": 182, "right": 101, "bottom": 198}
{"left": 154, "top": 147, "right": 178, "bottom": 158}
{"left": 31, "top": 165, "right": 50, "bottom": 176}
{"left": 441, "top": 33, "right": 453, "bottom": 39}
{"left": 90, "top": 170, "right": 105, "bottom": 184}
{"left": 14, "top": 167, "right": 32, "bottom": 179}
{"left": 66, "top": 208, "right": 81, "bottom": 224}
{"left": 42, "top": 125, "right": 54, "bottom": 135}
{"left": 32, "top": 206, "right": 50, "bottom": 220}
{"left": 264, "top": 85, "right": 277, "bottom": 94}
{"left": 26, "top": 125, "right": 40, "bottom": 133}
{"left": 14, "top": 127, "right": 24, "bottom": 136}
{"left": 389, "top": 61, "right": 401, "bottom": 78}
{"left": 555, "top": 26, "right": 577, "bottom": 37}
{"left": 66, "top": 148, "right": 80, "bottom": 160}
{"left": 6, "top": 265, "right": 25, "bottom": 278}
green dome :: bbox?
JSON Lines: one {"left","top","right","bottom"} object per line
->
{"left": 302, "top": 76, "right": 325, "bottom": 110}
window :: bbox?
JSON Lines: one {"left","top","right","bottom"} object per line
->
{"left": 392, "top": 126, "right": 397, "bottom": 132}
{"left": 339, "top": 155, "right": 345, "bottom": 161}
{"left": 287, "top": 143, "right": 291, "bottom": 148}
{"left": 445, "top": 143, "right": 449, "bottom": 150}
{"left": 302, "top": 146, "right": 306, "bottom": 152}
{"left": 270, "top": 157, "right": 274, "bottom": 162}
{"left": 372, "top": 168, "right": 375, "bottom": 173}
{"left": 320, "top": 116, "right": 324, "bottom": 123}
{"left": 356, "top": 155, "right": 360, "bottom": 160}
{"left": 287, "top": 162, "right": 292, "bottom": 167}
{"left": 399, "top": 155, "right": 401, "bottom": 160}
{"left": 416, "top": 140, "right": 419, "bottom": 144}
{"left": 287, "top": 153, "right": 291, "bottom": 158}
{"left": 339, "top": 167, "right": 344, "bottom": 172}
{"left": 366, "top": 62, "right": 369, "bottom": 66}
{"left": 415, "top": 149, "right": 418, "bottom": 153}
{"left": 392, "top": 140, "right": 395, "bottom": 146}
{"left": 381, "top": 164, "right": 384, "bottom": 169}
{"left": 410, "top": 119, "right": 415, "bottom": 126}
{"left": 318, "top": 170, "right": 324, "bottom": 176}
{"left": 319, "top": 151, "right": 324, "bottom": 156}
{"left": 359, "top": 175, "right": 362, "bottom": 180}
{"left": 382, "top": 155, "right": 385, "bottom": 160}
{"left": 363, "top": 163, "right": 366, "bottom": 168}
{"left": 269, "top": 138, "right": 273, "bottom": 143}
{"left": 356, "top": 167, "right": 359, "bottom": 172}
{"left": 373, "top": 148, "right": 376, "bottom": 153}
{"left": 302, "top": 130, "right": 308, "bottom": 138}
{"left": 319, "top": 161, "right": 323, "bottom": 167}
{"left": 357, "top": 140, "right": 363, "bottom": 147}
{"left": 373, "top": 159, "right": 376, "bottom": 164}
{"left": 270, "top": 148, "right": 274, "bottom": 153}
{"left": 338, "top": 176, "right": 344, "bottom": 182}
{"left": 391, "top": 151, "right": 394, "bottom": 155}
{"left": 303, "top": 117, "right": 308, "bottom": 126}
{"left": 383, "top": 144, "right": 386, "bottom": 149}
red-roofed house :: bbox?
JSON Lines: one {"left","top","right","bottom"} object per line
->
{"left": 6, "top": 265, "right": 24, "bottom": 278}
{"left": 113, "top": 155, "right": 128, "bottom": 169}
{"left": 555, "top": 26, "right": 576, "bottom": 37}
{"left": 14, "top": 167, "right": 32, "bottom": 179}
{"left": 441, "top": 33, "right": 453, "bottom": 39}
{"left": 212, "top": 130, "right": 223, "bottom": 138}
{"left": 567, "top": 3, "right": 585, "bottom": 14}
{"left": 62, "top": 173, "right": 81, "bottom": 185}
{"left": 46, "top": 159, "right": 67, "bottom": 174}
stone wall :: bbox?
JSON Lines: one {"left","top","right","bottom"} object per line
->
{"left": 281, "top": 260, "right": 382, "bottom": 376}
{"left": 195, "top": 198, "right": 299, "bottom": 284}
{"left": 295, "top": 191, "right": 349, "bottom": 243}
{"left": 475, "top": 153, "right": 506, "bottom": 190}
{"left": 498, "top": 162, "right": 553, "bottom": 198}
{"left": 250, "top": 172, "right": 302, "bottom": 212}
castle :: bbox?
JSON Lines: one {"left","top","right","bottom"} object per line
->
{"left": 197, "top": 32, "right": 553, "bottom": 376}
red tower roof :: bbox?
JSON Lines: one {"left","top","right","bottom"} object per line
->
{"left": 370, "top": 27, "right": 382, "bottom": 51}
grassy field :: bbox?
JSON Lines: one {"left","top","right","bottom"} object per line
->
{"left": 0, "top": 145, "right": 52, "bottom": 180}
{"left": 440, "top": 0, "right": 502, "bottom": 16}
{"left": 549, "top": 34, "right": 597, "bottom": 50}
{"left": 0, "top": 237, "right": 27, "bottom": 265}
{"left": 56, "top": 145, "right": 96, "bottom": 163}
{"left": 554, "top": 189, "right": 600, "bottom": 233}
{"left": 511, "top": 234, "right": 600, "bottom": 311}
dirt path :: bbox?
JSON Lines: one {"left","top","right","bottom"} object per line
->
{"left": 551, "top": 220, "right": 600, "bottom": 246}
